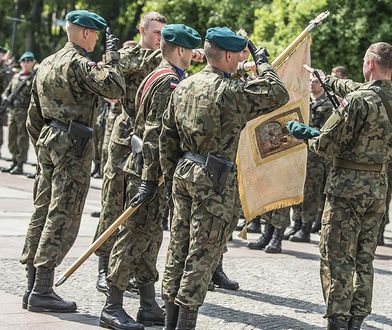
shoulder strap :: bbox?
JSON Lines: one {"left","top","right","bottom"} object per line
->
{"left": 370, "top": 86, "right": 392, "bottom": 125}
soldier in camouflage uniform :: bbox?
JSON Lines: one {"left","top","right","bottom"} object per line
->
{"left": 288, "top": 76, "right": 334, "bottom": 242}
{"left": 93, "top": 12, "right": 166, "bottom": 294}
{"left": 100, "top": 24, "right": 202, "bottom": 330}
{"left": 289, "top": 42, "right": 392, "bottom": 330}
{"left": 247, "top": 206, "right": 290, "bottom": 253}
{"left": 0, "top": 47, "right": 13, "bottom": 159}
{"left": 19, "top": 10, "right": 125, "bottom": 313}
{"left": 159, "top": 27, "right": 289, "bottom": 329}
{"left": 1, "top": 52, "right": 36, "bottom": 175}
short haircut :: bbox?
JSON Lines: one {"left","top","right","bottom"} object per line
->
{"left": 366, "top": 42, "right": 392, "bottom": 71}
{"left": 160, "top": 38, "right": 177, "bottom": 57}
{"left": 204, "top": 40, "right": 225, "bottom": 62}
{"left": 332, "top": 66, "right": 348, "bottom": 78}
{"left": 140, "top": 12, "right": 167, "bottom": 29}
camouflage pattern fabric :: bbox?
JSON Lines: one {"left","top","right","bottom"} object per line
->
{"left": 308, "top": 77, "right": 392, "bottom": 320}
{"left": 262, "top": 206, "right": 290, "bottom": 229}
{"left": 0, "top": 62, "right": 13, "bottom": 150}
{"left": 107, "top": 59, "right": 180, "bottom": 289}
{"left": 93, "top": 43, "right": 160, "bottom": 257}
{"left": 160, "top": 63, "right": 289, "bottom": 310}
{"left": 3, "top": 71, "right": 34, "bottom": 162}
{"left": 92, "top": 98, "right": 109, "bottom": 164}
{"left": 19, "top": 42, "right": 125, "bottom": 269}
{"left": 101, "top": 102, "right": 121, "bottom": 171}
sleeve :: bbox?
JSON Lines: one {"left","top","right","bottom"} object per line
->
{"left": 26, "top": 78, "right": 45, "bottom": 151}
{"left": 2, "top": 77, "right": 13, "bottom": 99}
{"left": 159, "top": 92, "right": 181, "bottom": 181}
{"left": 308, "top": 94, "right": 367, "bottom": 158}
{"left": 142, "top": 77, "right": 177, "bottom": 182}
{"left": 327, "top": 75, "right": 363, "bottom": 98}
{"left": 227, "top": 63, "right": 289, "bottom": 123}
{"left": 74, "top": 51, "right": 126, "bottom": 99}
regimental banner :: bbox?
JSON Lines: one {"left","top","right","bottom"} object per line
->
{"left": 237, "top": 36, "right": 311, "bottom": 226}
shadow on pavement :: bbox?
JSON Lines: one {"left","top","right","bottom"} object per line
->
{"left": 216, "top": 289, "right": 324, "bottom": 314}
{"left": 367, "top": 313, "right": 392, "bottom": 327}
{"left": 200, "top": 302, "right": 324, "bottom": 330}
{"left": 281, "top": 248, "right": 320, "bottom": 260}
{"left": 374, "top": 267, "right": 392, "bottom": 276}
{"left": 41, "top": 311, "right": 100, "bottom": 326}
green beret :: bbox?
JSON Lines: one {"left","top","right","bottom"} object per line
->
{"left": 162, "top": 24, "right": 201, "bottom": 49}
{"left": 65, "top": 10, "right": 107, "bottom": 31}
{"left": 18, "top": 51, "right": 35, "bottom": 63}
{"left": 205, "top": 27, "right": 247, "bottom": 52}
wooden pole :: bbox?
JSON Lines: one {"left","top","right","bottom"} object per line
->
{"left": 55, "top": 177, "right": 164, "bottom": 287}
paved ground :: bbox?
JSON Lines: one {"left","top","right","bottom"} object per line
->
{"left": 0, "top": 130, "right": 391, "bottom": 329}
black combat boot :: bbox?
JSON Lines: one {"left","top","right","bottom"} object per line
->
{"left": 126, "top": 278, "right": 140, "bottom": 295}
{"left": 10, "top": 161, "right": 23, "bottom": 175}
{"left": 100, "top": 284, "right": 144, "bottom": 330}
{"left": 348, "top": 317, "right": 364, "bottom": 330}
{"left": 1, "top": 160, "right": 17, "bottom": 172}
{"left": 91, "top": 211, "right": 101, "bottom": 218}
{"left": 27, "top": 267, "right": 77, "bottom": 312}
{"left": 207, "top": 280, "right": 215, "bottom": 291}
{"left": 246, "top": 217, "right": 261, "bottom": 233}
{"left": 311, "top": 218, "right": 321, "bottom": 233}
{"left": 247, "top": 223, "right": 274, "bottom": 250}
{"left": 136, "top": 283, "right": 165, "bottom": 326}
{"left": 264, "top": 227, "right": 285, "bottom": 253}
{"left": 96, "top": 255, "right": 109, "bottom": 293}
{"left": 328, "top": 317, "right": 348, "bottom": 330}
{"left": 212, "top": 256, "right": 239, "bottom": 290}
{"left": 175, "top": 306, "right": 198, "bottom": 330}
{"left": 164, "top": 302, "right": 179, "bottom": 330}
{"left": 289, "top": 221, "right": 312, "bottom": 243}
{"left": 283, "top": 220, "right": 301, "bottom": 240}
{"left": 91, "top": 161, "right": 101, "bottom": 177}
{"left": 22, "top": 262, "right": 36, "bottom": 309}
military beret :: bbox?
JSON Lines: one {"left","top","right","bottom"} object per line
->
{"left": 65, "top": 10, "right": 107, "bottom": 31}
{"left": 205, "top": 27, "right": 247, "bottom": 52}
{"left": 0, "top": 46, "right": 8, "bottom": 54}
{"left": 162, "top": 24, "right": 201, "bottom": 49}
{"left": 18, "top": 51, "right": 35, "bottom": 63}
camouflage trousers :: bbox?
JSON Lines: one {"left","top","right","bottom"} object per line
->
{"left": 106, "top": 173, "right": 164, "bottom": 290}
{"left": 94, "top": 141, "right": 130, "bottom": 256}
{"left": 8, "top": 111, "right": 29, "bottom": 162}
{"left": 20, "top": 126, "right": 92, "bottom": 269}
{"left": 162, "top": 175, "right": 238, "bottom": 310}
{"left": 101, "top": 112, "right": 119, "bottom": 173}
{"left": 292, "top": 152, "right": 330, "bottom": 224}
{"left": 320, "top": 194, "right": 385, "bottom": 320}
{"left": 262, "top": 206, "right": 290, "bottom": 229}
{"left": 93, "top": 123, "right": 105, "bottom": 163}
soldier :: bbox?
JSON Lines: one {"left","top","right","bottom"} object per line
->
{"left": 1, "top": 52, "right": 36, "bottom": 174}
{"left": 19, "top": 10, "right": 125, "bottom": 313}
{"left": 288, "top": 42, "right": 392, "bottom": 329}
{"left": 331, "top": 65, "right": 349, "bottom": 79}
{"left": 159, "top": 27, "right": 289, "bottom": 329}
{"left": 288, "top": 75, "right": 334, "bottom": 242}
{"left": 94, "top": 12, "right": 166, "bottom": 294}
{"left": 247, "top": 207, "right": 290, "bottom": 252}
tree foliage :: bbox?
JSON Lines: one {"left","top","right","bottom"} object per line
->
{"left": 0, "top": 0, "right": 391, "bottom": 81}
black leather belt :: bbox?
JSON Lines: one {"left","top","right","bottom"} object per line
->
{"left": 182, "top": 151, "right": 206, "bottom": 165}
{"left": 48, "top": 119, "right": 69, "bottom": 132}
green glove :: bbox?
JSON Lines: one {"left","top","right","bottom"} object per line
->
{"left": 286, "top": 121, "right": 320, "bottom": 140}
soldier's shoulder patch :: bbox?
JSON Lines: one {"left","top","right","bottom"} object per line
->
{"left": 169, "top": 80, "right": 178, "bottom": 89}
{"left": 341, "top": 98, "right": 349, "bottom": 108}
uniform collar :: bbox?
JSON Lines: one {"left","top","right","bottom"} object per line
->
{"left": 364, "top": 79, "right": 392, "bottom": 90}
{"left": 160, "top": 58, "right": 186, "bottom": 80}
{"left": 65, "top": 42, "right": 88, "bottom": 56}
{"left": 204, "top": 64, "right": 231, "bottom": 78}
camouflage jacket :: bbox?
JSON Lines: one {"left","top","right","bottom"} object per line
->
{"left": 309, "top": 93, "right": 333, "bottom": 129}
{"left": 308, "top": 77, "right": 392, "bottom": 199}
{"left": 3, "top": 71, "right": 34, "bottom": 113}
{"left": 26, "top": 42, "right": 125, "bottom": 147}
{"left": 109, "top": 44, "right": 161, "bottom": 147}
{"left": 123, "top": 59, "right": 180, "bottom": 180}
{"left": 0, "top": 62, "right": 13, "bottom": 95}
{"left": 159, "top": 63, "right": 289, "bottom": 184}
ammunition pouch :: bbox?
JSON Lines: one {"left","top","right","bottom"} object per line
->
{"left": 49, "top": 119, "right": 93, "bottom": 158}
{"left": 183, "top": 151, "right": 233, "bottom": 194}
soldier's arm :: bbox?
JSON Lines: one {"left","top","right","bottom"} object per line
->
{"left": 228, "top": 63, "right": 289, "bottom": 122}
{"left": 142, "top": 78, "right": 177, "bottom": 182}
{"left": 327, "top": 75, "right": 362, "bottom": 98}
{"left": 75, "top": 52, "right": 126, "bottom": 99}
{"left": 308, "top": 94, "right": 366, "bottom": 157}
{"left": 26, "top": 80, "right": 45, "bottom": 150}
{"left": 159, "top": 94, "right": 181, "bottom": 180}
{"left": 2, "top": 77, "right": 13, "bottom": 99}
{"left": 119, "top": 47, "right": 161, "bottom": 77}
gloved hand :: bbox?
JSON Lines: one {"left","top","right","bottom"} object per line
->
{"left": 254, "top": 48, "right": 269, "bottom": 65}
{"left": 286, "top": 121, "right": 320, "bottom": 140}
{"left": 130, "top": 180, "right": 158, "bottom": 207}
{"left": 105, "top": 27, "right": 120, "bottom": 52}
